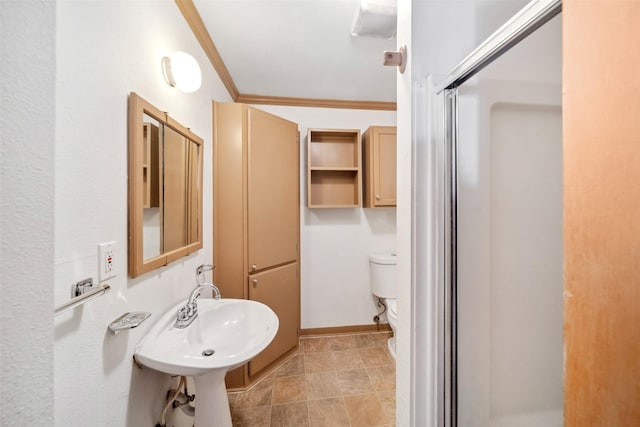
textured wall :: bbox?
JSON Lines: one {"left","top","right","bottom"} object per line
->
{"left": 53, "top": 1, "right": 231, "bottom": 425}
{"left": 0, "top": 1, "right": 55, "bottom": 425}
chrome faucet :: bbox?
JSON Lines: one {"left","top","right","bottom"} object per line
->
{"left": 189, "top": 282, "right": 221, "bottom": 303}
{"left": 174, "top": 283, "right": 222, "bottom": 329}
{"left": 196, "top": 264, "right": 215, "bottom": 285}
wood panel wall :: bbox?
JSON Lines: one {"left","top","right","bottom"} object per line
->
{"left": 564, "top": 2, "right": 640, "bottom": 425}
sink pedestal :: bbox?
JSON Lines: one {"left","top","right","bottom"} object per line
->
{"left": 193, "top": 369, "right": 232, "bottom": 427}
{"left": 133, "top": 299, "right": 278, "bottom": 426}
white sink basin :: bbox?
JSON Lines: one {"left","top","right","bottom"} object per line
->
{"left": 135, "top": 298, "right": 278, "bottom": 376}
{"left": 134, "top": 298, "right": 278, "bottom": 426}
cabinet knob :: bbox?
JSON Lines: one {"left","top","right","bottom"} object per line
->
{"left": 251, "top": 264, "right": 257, "bottom": 271}
{"left": 252, "top": 279, "right": 258, "bottom": 286}
{"left": 375, "top": 195, "right": 381, "bottom": 200}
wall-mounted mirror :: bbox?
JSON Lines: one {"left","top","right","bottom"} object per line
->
{"left": 128, "top": 92, "right": 203, "bottom": 278}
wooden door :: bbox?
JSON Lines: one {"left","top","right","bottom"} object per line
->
{"left": 247, "top": 107, "right": 299, "bottom": 271}
{"left": 248, "top": 263, "right": 299, "bottom": 376}
{"left": 564, "top": 1, "right": 640, "bottom": 425}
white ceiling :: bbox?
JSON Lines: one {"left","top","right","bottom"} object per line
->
{"left": 193, "top": 0, "right": 398, "bottom": 102}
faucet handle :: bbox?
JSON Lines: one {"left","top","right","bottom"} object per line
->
{"left": 177, "top": 305, "right": 189, "bottom": 321}
{"left": 196, "top": 264, "right": 215, "bottom": 284}
{"left": 187, "top": 302, "right": 197, "bottom": 317}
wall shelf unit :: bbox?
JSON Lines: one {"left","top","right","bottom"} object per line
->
{"left": 307, "top": 129, "right": 361, "bottom": 208}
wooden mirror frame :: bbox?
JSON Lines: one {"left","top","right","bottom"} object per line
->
{"left": 128, "top": 92, "right": 204, "bottom": 278}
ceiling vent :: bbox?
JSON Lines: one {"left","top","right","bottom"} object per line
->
{"left": 351, "top": 0, "right": 397, "bottom": 39}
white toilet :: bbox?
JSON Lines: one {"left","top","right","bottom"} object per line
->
{"left": 369, "top": 253, "right": 398, "bottom": 360}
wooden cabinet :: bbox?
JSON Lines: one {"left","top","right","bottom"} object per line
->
{"left": 362, "top": 126, "right": 397, "bottom": 207}
{"left": 248, "top": 263, "right": 299, "bottom": 376}
{"left": 248, "top": 108, "right": 299, "bottom": 270}
{"left": 307, "top": 129, "right": 362, "bottom": 208}
{"left": 213, "top": 102, "right": 300, "bottom": 389}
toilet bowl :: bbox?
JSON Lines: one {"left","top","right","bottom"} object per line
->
{"left": 386, "top": 298, "right": 397, "bottom": 359}
{"left": 369, "top": 253, "right": 398, "bottom": 360}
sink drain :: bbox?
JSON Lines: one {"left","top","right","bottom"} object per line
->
{"left": 202, "top": 349, "right": 215, "bottom": 357}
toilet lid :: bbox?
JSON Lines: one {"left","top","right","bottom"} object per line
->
{"left": 387, "top": 299, "right": 397, "bottom": 316}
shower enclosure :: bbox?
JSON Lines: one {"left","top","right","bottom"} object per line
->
{"left": 436, "top": 1, "right": 563, "bottom": 425}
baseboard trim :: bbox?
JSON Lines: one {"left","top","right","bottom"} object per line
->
{"left": 300, "top": 323, "right": 391, "bottom": 336}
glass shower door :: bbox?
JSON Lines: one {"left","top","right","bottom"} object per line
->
{"left": 444, "top": 9, "right": 564, "bottom": 427}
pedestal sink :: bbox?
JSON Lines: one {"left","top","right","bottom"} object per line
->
{"left": 134, "top": 298, "right": 278, "bottom": 427}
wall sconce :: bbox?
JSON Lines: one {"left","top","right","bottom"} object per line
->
{"left": 162, "top": 51, "right": 202, "bottom": 93}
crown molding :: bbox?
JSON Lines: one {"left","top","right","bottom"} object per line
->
{"left": 176, "top": 1, "right": 397, "bottom": 111}
{"left": 175, "top": 0, "right": 239, "bottom": 101}
{"left": 237, "top": 94, "right": 397, "bottom": 111}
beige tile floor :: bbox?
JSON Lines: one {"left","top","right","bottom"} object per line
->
{"left": 227, "top": 331, "right": 396, "bottom": 427}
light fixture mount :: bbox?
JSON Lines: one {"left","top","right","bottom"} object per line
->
{"left": 161, "top": 51, "right": 202, "bottom": 93}
{"left": 161, "top": 56, "right": 176, "bottom": 88}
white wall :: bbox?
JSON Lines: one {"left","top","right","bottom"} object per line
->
{"left": 252, "top": 105, "right": 397, "bottom": 329}
{"left": 54, "top": 1, "right": 231, "bottom": 426}
{"left": 0, "top": 1, "right": 55, "bottom": 425}
{"left": 395, "top": 0, "right": 413, "bottom": 424}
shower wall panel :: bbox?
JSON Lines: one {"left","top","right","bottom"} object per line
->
{"left": 457, "top": 80, "right": 562, "bottom": 427}
{"left": 489, "top": 103, "right": 563, "bottom": 419}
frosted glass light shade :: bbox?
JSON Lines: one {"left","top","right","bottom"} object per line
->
{"left": 351, "top": 0, "right": 397, "bottom": 39}
{"left": 162, "top": 51, "right": 202, "bottom": 93}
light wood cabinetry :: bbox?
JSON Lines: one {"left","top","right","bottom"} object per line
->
{"left": 213, "top": 102, "right": 300, "bottom": 389}
{"left": 362, "top": 126, "right": 397, "bottom": 207}
{"left": 248, "top": 263, "right": 299, "bottom": 375}
{"left": 307, "top": 129, "right": 362, "bottom": 208}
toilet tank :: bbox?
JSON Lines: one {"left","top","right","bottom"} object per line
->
{"left": 369, "top": 253, "right": 398, "bottom": 298}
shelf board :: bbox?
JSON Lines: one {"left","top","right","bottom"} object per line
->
{"left": 308, "top": 204, "right": 360, "bottom": 209}
{"left": 310, "top": 167, "right": 359, "bottom": 172}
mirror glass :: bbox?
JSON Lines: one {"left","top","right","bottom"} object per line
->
{"left": 142, "top": 113, "right": 162, "bottom": 260}
{"left": 129, "top": 92, "right": 203, "bottom": 278}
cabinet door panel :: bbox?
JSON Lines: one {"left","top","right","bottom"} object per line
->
{"left": 247, "top": 108, "right": 299, "bottom": 270}
{"left": 248, "top": 263, "right": 299, "bottom": 375}
{"left": 374, "top": 128, "right": 397, "bottom": 206}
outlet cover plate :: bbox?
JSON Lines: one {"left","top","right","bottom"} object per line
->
{"left": 98, "top": 241, "right": 116, "bottom": 282}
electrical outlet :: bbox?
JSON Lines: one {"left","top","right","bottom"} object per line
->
{"left": 99, "top": 241, "right": 116, "bottom": 282}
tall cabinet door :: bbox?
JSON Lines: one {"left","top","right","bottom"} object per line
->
{"left": 247, "top": 108, "right": 299, "bottom": 271}
{"left": 248, "top": 263, "right": 299, "bottom": 375}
